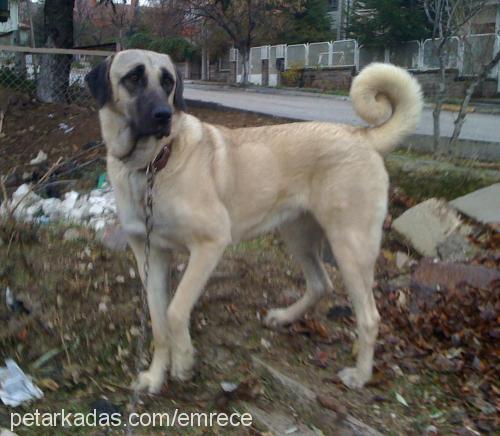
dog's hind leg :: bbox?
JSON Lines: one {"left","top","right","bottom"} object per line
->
{"left": 264, "top": 214, "right": 333, "bottom": 327}
{"left": 318, "top": 201, "right": 384, "bottom": 389}
{"left": 128, "top": 236, "right": 172, "bottom": 394}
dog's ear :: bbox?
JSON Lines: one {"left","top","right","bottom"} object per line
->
{"left": 85, "top": 56, "right": 113, "bottom": 108}
{"left": 174, "top": 66, "right": 186, "bottom": 112}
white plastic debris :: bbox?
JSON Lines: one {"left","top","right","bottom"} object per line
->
{"left": 0, "top": 184, "right": 118, "bottom": 231}
{"left": 41, "top": 198, "right": 63, "bottom": 220}
{"left": 220, "top": 381, "right": 238, "bottom": 393}
{"left": 61, "top": 191, "right": 79, "bottom": 211}
{"left": 0, "top": 359, "right": 44, "bottom": 407}
{"left": 29, "top": 150, "right": 48, "bottom": 165}
{"left": 5, "top": 287, "right": 14, "bottom": 309}
{"left": 58, "top": 123, "right": 74, "bottom": 134}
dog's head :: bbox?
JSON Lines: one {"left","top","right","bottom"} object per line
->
{"left": 85, "top": 49, "right": 186, "bottom": 164}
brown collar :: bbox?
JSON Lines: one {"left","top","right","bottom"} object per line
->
{"left": 149, "top": 142, "right": 172, "bottom": 173}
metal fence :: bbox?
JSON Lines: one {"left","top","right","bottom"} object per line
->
{"left": 0, "top": 45, "right": 113, "bottom": 106}
{"left": 230, "top": 33, "right": 500, "bottom": 87}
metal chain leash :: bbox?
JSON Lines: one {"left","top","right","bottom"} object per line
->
{"left": 126, "top": 162, "right": 156, "bottom": 436}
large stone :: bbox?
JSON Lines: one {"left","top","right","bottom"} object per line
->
{"left": 450, "top": 183, "right": 500, "bottom": 225}
{"left": 63, "top": 228, "right": 83, "bottom": 242}
{"left": 97, "top": 224, "right": 128, "bottom": 251}
{"left": 242, "top": 403, "right": 317, "bottom": 436}
{"left": 392, "top": 198, "right": 468, "bottom": 257}
{"left": 251, "top": 356, "right": 382, "bottom": 436}
{"left": 412, "top": 258, "right": 500, "bottom": 292}
{"left": 436, "top": 233, "right": 478, "bottom": 262}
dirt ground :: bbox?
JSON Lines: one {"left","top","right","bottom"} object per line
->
{"left": 0, "top": 92, "right": 499, "bottom": 435}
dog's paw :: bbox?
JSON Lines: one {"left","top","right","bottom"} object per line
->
{"left": 132, "top": 370, "right": 165, "bottom": 394}
{"left": 263, "top": 308, "right": 291, "bottom": 328}
{"left": 338, "top": 367, "right": 369, "bottom": 389}
{"left": 170, "top": 344, "right": 194, "bottom": 382}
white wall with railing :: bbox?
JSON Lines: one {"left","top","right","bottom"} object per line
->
{"left": 229, "top": 34, "right": 500, "bottom": 87}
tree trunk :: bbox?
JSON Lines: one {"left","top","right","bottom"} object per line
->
{"left": 36, "top": 0, "right": 75, "bottom": 103}
{"left": 433, "top": 43, "right": 447, "bottom": 155}
{"left": 449, "top": 49, "right": 500, "bottom": 147}
{"left": 241, "top": 47, "right": 250, "bottom": 85}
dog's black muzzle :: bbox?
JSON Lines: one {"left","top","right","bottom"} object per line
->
{"left": 133, "top": 92, "right": 172, "bottom": 140}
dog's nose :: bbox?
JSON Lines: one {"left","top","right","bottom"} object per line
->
{"left": 152, "top": 107, "right": 172, "bottom": 123}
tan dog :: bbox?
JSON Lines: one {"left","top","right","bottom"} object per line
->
{"left": 86, "top": 49, "right": 423, "bottom": 393}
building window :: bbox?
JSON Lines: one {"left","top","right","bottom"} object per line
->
{"left": 0, "top": 0, "right": 10, "bottom": 23}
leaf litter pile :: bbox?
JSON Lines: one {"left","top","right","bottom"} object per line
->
{"left": 0, "top": 97, "right": 499, "bottom": 434}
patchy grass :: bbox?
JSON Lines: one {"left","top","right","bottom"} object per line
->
{"left": 386, "top": 152, "right": 500, "bottom": 202}
{"left": 1, "top": 216, "right": 497, "bottom": 434}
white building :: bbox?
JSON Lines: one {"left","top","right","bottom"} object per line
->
{"left": 0, "top": 0, "right": 30, "bottom": 46}
{"left": 469, "top": 0, "right": 500, "bottom": 34}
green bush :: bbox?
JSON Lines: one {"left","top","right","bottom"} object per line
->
{"left": 0, "top": 67, "right": 35, "bottom": 93}
{"left": 126, "top": 32, "right": 154, "bottom": 50}
{"left": 126, "top": 33, "right": 198, "bottom": 62}
{"left": 280, "top": 64, "right": 303, "bottom": 87}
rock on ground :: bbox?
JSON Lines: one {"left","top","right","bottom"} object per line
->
{"left": 436, "top": 233, "right": 479, "bottom": 262}
{"left": 97, "top": 225, "right": 129, "bottom": 251}
{"left": 412, "top": 259, "right": 500, "bottom": 292}
{"left": 63, "top": 228, "right": 83, "bottom": 242}
{"left": 450, "top": 183, "right": 500, "bottom": 225}
{"left": 392, "top": 198, "right": 470, "bottom": 257}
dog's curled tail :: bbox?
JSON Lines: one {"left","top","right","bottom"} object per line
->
{"left": 350, "top": 63, "right": 423, "bottom": 155}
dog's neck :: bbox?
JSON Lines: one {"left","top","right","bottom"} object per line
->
{"left": 149, "top": 141, "right": 173, "bottom": 173}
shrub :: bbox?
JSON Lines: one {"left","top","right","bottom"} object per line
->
{"left": 126, "top": 33, "right": 199, "bottom": 62}
{"left": 280, "top": 63, "right": 303, "bottom": 87}
{"left": 0, "top": 67, "right": 35, "bottom": 93}
{"left": 148, "top": 37, "right": 198, "bottom": 62}
{"left": 126, "top": 32, "right": 154, "bottom": 50}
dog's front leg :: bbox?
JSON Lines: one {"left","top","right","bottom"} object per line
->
{"left": 166, "top": 239, "right": 227, "bottom": 381}
{"left": 128, "top": 236, "right": 172, "bottom": 394}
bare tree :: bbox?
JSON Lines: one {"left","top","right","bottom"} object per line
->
{"left": 184, "top": 0, "right": 304, "bottom": 84}
{"left": 142, "top": 0, "right": 187, "bottom": 38}
{"left": 449, "top": 47, "right": 500, "bottom": 147}
{"left": 74, "top": 0, "right": 100, "bottom": 46}
{"left": 423, "top": 0, "right": 487, "bottom": 154}
{"left": 97, "top": 0, "right": 140, "bottom": 49}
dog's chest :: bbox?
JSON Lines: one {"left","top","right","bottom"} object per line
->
{"left": 112, "top": 171, "right": 182, "bottom": 249}
{"left": 112, "top": 171, "right": 147, "bottom": 238}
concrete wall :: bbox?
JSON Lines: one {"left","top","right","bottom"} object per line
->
{"left": 278, "top": 66, "right": 498, "bottom": 98}
{"left": 209, "top": 61, "right": 230, "bottom": 82}
{"left": 413, "top": 70, "right": 498, "bottom": 99}
{"left": 301, "top": 66, "right": 355, "bottom": 91}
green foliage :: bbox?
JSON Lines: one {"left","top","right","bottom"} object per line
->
{"left": 0, "top": 68, "right": 36, "bottom": 93}
{"left": 126, "top": 33, "right": 198, "bottom": 62}
{"left": 149, "top": 36, "right": 198, "bottom": 62}
{"left": 126, "top": 32, "right": 153, "bottom": 50}
{"left": 275, "top": 0, "right": 333, "bottom": 44}
{"left": 280, "top": 64, "right": 303, "bottom": 86}
{"left": 347, "top": 0, "right": 432, "bottom": 47}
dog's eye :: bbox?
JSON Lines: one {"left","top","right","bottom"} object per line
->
{"left": 129, "top": 73, "right": 140, "bottom": 83}
{"left": 162, "top": 75, "right": 174, "bottom": 93}
{"left": 122, "top": 66, "right": 145, "bottom": 87}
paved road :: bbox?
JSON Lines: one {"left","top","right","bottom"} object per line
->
{"left": 184, "top": 86, "right": 500, "bottom": 143}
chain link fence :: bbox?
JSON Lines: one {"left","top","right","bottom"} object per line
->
{"left": 0, "top": 46, "right": 113, "bottom": 106}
